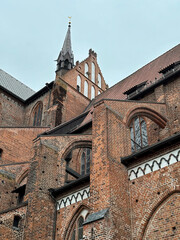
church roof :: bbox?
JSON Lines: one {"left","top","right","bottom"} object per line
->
{"left": 0, "top": 69, "right": 35, "bottom": 101}
{"left": 86, "top": 43, "right": 180, "bottom": 110}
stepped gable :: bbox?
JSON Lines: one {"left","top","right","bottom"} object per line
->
{"left": 87, "top": 43, "right": 180, "bottom": 108}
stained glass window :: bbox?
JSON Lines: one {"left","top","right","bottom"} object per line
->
{"left": 81, "top": 148, "right": 91, "bottom": 175}
{"left": 130, "top": 117, "right": 148, "bottom": 152}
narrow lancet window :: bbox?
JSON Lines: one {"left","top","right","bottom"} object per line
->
{"left": 77, "top": 75, "right": 81, "bottom": 92}
{"left": 91, "top": 86, "right": 95, "bottom": 99}
{"left": 92, "top": 62, "right": 95, "bottom": 82}
{"left": 85, "top": 63, "right": 89, "bottom": 78}
{"left": 130, "top": 117, "right": 148, "bottom": 152}
{"left": 84, "top": 81, "right": 88, "bottom": 97}
{"left": 98, "top": 73, "right": 101, "bottom": 88}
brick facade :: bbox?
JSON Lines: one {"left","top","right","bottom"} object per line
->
{"left": 0, "top": 34, "right": 180, "bottom": 239}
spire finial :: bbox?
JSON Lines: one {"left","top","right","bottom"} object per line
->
{"left": 68, "top": 16, "right": 72, "bottom": 27}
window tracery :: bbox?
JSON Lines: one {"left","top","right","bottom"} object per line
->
{"left": 130, "top": 116, "right": 148, "bottom": 152}
{"left": 81, "top": 148, "right": 91, "bottom": 175}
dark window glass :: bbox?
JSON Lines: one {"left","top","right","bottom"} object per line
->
{"left": 130, "top": 117, "right": 148, "bottom": 152}
{"left": 81, "top": 148, "right": 91, "bottom": 175}
{"left": 0, "top": 149, "right": 2, "bottom": 160}
{"left": 13, "top": 216, "right": 21, "bottom": 228}
{"left": 33, "top": 103, "right": 43, "bottom": 126}
{"left": 71, "top": 228, "right": 76, "bottom": 240}
{"left": 78, "top": 216, "right": 84, "bottom": 240}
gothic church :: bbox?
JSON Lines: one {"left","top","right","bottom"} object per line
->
{"left": 0, "top": 22, "right": 180, "bottom": 239}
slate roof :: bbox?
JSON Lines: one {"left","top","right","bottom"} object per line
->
{"left": 0, "top": 69, "right": 35, "bottom": 101}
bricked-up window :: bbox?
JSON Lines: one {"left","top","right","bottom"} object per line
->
{"left": 130, "top": 116, "right": 148, "bottom": 152}
{"left": 92, "top": 62, "right": 95, "bottom": 82}
{"left": 13, "top": 215, "right": 21, "bottom": 229}
{"left": 71, "top": 216, "right": 84, "bottom": 240}
{"left": 77, "top": 75, "right": 81, "bottom": 92}
{"left": 85, "top": 63, "right": 89, "bottom": 78}
{"left": 84, "top": 81, "right": 88, "bottom": 97}
{"left": 98, "top": 73, "right": 101, "bottom": 88}
{"left": 91, "top": 86, "right": 95, "bottom": 100}
{"left": 33, "top": 102, "right": 43, "bottom": 126}
{"left": 81, "top": 148, "right": 91, "bottom": 175}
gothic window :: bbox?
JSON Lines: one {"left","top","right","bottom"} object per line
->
{"left": 91, "top": 86, "right": 95, "bottom": 99}
{"left": 84, "top": 81, "right": 88, "bottom": 97}
{"left": 33, "top": 102, "right": 43, "bottom": 126}
{"left": 77, "top": 75, "right": 81, "bottom": 92}
{"left": 85, "top": 63, "right": 89, "bottom": 78}
{"left": 81, "top": 148, "right": 91, "bottom": 175}
{"left": 98, "top": 73, "right": 101, "bottom": 88}
{"left": 92, "top": 62, "right": 95, "bottom": 82}
{"left": 71, "top": 216, "right": 84, "bottom": 240}
{"left": 13, "top": 215, "right": 21, "bottom": 229}
{"left": 130, "top": 116, "right": 148, "bottom": 152}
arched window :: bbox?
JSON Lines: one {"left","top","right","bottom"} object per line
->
{"left": 69, "top": 209, "right": 89, "bottom": 240}
{"left": 85, "top": 63, "right": 89, "bottom": 78}
{"left": 130, "top": 116, "right": 148, "bottom": 152}
{"left": 81, "top": 148, "right": 91, "bottom": 175}
{"left": 33, "top": 102, "right": 43, "bottom": 126}
{"left": 77, "top": 75, "right": 81, "bottom": 92}
{"left": 91, "top": 62, "right": 95, "bottom": 82}
{"left": 91, "top": 86, "right": 95, "bottom": 100}
{"left": 98, "top": 73, "right": 101, "bottom": 88}
{"left": 84, "top": 81, "right": 88, "bottom": 97}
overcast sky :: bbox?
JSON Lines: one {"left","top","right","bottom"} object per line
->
{"left": 1, "top": 0, "right": 180, "bottom": 91}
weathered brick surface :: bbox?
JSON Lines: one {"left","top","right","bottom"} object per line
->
{"left": 0, "top": 205, "right": 27, "bottom": 240}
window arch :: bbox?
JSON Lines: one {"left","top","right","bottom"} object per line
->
{"left": 68, "top": 208, "right": 89, "bottom": 240}
{"left": 84, "top": 81, "right": 88, "bottom": 97}
{"left": 84, "top": 63, "right": 89, "bottom": 78}
{"left": 98, "top": 73, "right": 101, "bottom": 88}
{"left": 91, "top": 86, "right": 95, "bottom": 100}
{"left": 32, "top": 102, "right": 43, "bottom": 126}
{"left": 77, "top": 75, "right": 81, "bottom": 92}
{"left": 130, "top": 116, "right": 148, "bottom": 152}
{"left": 81, "top": 148, "right": 91, "bottom": 175}
{"left": 91, "top": 62, "right": 95, "bottom": 82}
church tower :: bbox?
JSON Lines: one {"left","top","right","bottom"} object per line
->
{"left": 56, "top": 21, "right": 74, "bottom": 76}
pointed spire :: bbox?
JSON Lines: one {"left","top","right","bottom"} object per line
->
{"left": 56, "top": 20, "right": 74, "bottom": 75}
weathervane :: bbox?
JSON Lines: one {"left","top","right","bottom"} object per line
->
{"left": 68, "top": 16, "right": 72, "bottom": 26}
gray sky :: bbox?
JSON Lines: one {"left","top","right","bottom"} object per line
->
{"left": 1, "top": 0, "right": 180, "bottom": 91}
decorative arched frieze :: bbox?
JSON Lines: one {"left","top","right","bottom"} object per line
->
{"left": 136, "top": 186, "right": 180, "bottom": 239}
{"left": 124, "top": 106, "right": 167, "bottom": 128}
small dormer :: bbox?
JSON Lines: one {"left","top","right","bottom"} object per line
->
{"left": 123, "top": 81, "right": 147, "bottom": 99}
{"left": 159, "top": 61, "right": 180, "bottom": 77}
